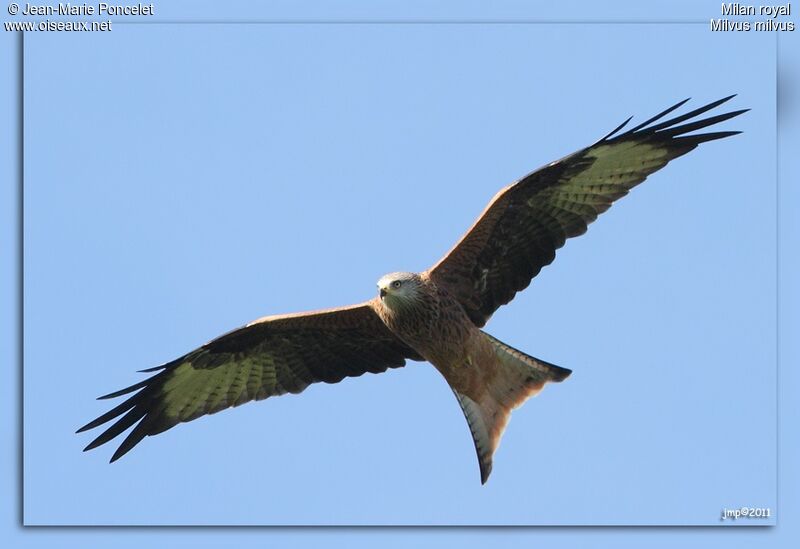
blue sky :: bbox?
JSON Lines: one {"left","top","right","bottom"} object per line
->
{"left": 4, "top": 0, "right": 800, "bottom": 547}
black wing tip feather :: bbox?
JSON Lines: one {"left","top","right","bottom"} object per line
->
{"left": 600, "top": 115, "right": 633, "bottom": 141}
{"left": 96, "top": 379, "right": 149, "bottom": 400}
{"left": 603, "top": 95, "right": 746, "bottom": 144}
{"left": 625, "top": 97, "right": 691, "bottom": 134}
{"left": 108, "top": 421, "right": 151, "bottom": 462}
{"left": 79, "top": 397, "right": 162, "bottom": 462}
{"left": 602, "top": 97, "right": 692, "bottom": 141}
{"left": 138, "top": 365, "right": 166, "bottom": 373}
{"left": 78, "top": 353, "right": 189, "bottom": 454}
{"left": 76, "top": 368, "right": 167, "bottom": 459}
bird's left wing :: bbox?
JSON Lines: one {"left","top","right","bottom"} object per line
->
{"left": 427, "top": 96, "right": 747, "bottom": 327}
{"left": 78, "top": 300, "right": 422, "bottom": 462}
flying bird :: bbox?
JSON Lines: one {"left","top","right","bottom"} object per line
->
{"left": 78, "top": 96, "right": 746, "bottom": 484}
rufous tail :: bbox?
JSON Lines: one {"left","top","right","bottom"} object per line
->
{"left": 453, "top": 332, "right": 571, "bottom": 484}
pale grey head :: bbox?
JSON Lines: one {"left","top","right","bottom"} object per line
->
{"left": 376, "top": 271, "right": 424, "bottom": 310}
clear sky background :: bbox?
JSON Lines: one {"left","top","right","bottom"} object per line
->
{"left": 4, "top": 0, "right": 799, "bottom": 546}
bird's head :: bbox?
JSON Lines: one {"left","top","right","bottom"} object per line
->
{"left": 377, "top": 272, "right": 423, "bottom": 310}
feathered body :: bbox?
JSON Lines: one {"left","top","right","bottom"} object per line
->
{"left": 373, "top": 271, "right": 570, "bottom": 482}
{"left": 373, "top": 273, "right": 470, "bottom": 370}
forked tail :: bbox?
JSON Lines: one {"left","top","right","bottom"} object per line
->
{"left": 453, "top": 332, "right": 571, "bottom": 484}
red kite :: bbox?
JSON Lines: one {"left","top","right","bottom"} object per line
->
{"left": 79, "top": 97, "right": 746, "bottom": 483}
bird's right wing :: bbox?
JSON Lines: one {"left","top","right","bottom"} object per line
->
{"left": 77, "top": 299, "right": 422, "bottom": 462}
{"left": 427, "top": 96, "right": 747, "bottom": 327}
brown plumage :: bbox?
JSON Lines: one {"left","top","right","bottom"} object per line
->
{"left": 78, "top": 97, "right": 746, "bottom": 483}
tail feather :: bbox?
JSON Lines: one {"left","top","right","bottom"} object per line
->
{"left": 454, "top": 332, "right": 571, "bottom": 484}
{"left": 452, "top": 390, "right": 498, "bottom": 484}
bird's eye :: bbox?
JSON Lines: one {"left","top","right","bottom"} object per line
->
{"left": 392, "top": 280, "right": 402, "bottom": 289}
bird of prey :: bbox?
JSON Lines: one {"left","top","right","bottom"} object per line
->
{"left": 78, "top": 96, "right": 746, "bottom": 484}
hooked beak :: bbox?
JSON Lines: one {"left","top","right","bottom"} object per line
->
{"left": 379, "top": 287, "right": 387, "bottom": 298}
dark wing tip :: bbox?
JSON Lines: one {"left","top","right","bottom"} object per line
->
{"left": 97, "top": 379, "right": 150, "bottom": 400}
{"left": 138, "top": 365, "right": 166, "bottom": 373}
{"left": 110, "top": 442, "right": 136, "bottom": 463}
{"left": 82, "top": 434, "right": 108, "bottom": 452}
{"left": 647, "top": 97, "right": 744, "bottom": 135}
{"left": 606, "top": 95, "right": 746, "bottom": 144}
{"left": 76, "top": 403, "right": 127, "bottom": 433}
{"left": 77, "top": 368, "right": 169, "bottom": 459}
{"left": 624, "top": 97, "right": 691, "bottom": 135}
{"left": 82, "top": 439, "right": 103, "bottom": 452}
{"left": 675, "top": 130, "right": 743, "bottom": 146}
{"left": 600, "top": 115, "right": 633, "bottom": 141}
